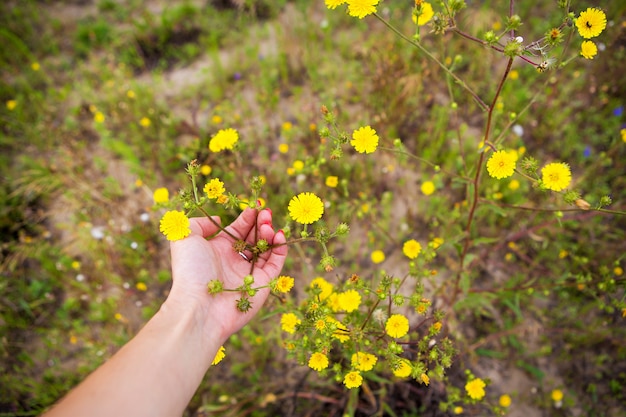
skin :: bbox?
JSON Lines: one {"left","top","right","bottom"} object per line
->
{"left": 43, "top": 208, "right": 287, "bottom": 417}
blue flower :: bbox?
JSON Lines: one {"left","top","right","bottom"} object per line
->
{"left": 613, "top": 106, "right": 624, "bottom": 117}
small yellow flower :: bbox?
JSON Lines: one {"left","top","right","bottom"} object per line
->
{"left": 94, "top": 112, "right": 105, "bottom": 123}
{"left": 135, "top": 178, "right": 143, "bottom": 187}
{"left": 551, "top": 389, "right": 563, "bottom": 402}
{"left": 159, "top": 210, "right": 191, "bottom": 241}
{"left": 559, "top": 250, "right": 568, "bottom": 259}
{"left": 288, "top": 192, "right": 324, "bottom": 224}
{"left": 139, "top": 117, "right": 151, "bottom": 127}
{"left": 278, "top": 143, "right": 289, "bottom": 153}
{"left": 136, "top": 282, "right": 147, "bottom": 291}
{"left": 212, "top": 346, "right": 226, "bottom": 365}
{"left": 69, "top": 335, "right": 78, "bottom": 345}
{"left": 465, "top": 378, "right": 486, "bottom": 400}
{"left": 508, "top": 179, "right": 520, "bottom": 191}
{"left": 351, "top": 125, "right": 379, "bottom": 153}
{"left": 211, "top": 115, "right": 223, "bottom": 124}
{"left": 325, "top": 175, "right": 339, "bottom": 188}
{"left": 420, "top": 373, "right": 430, "bottom": 385}
{"left": 274, "top": 275, "right": 295, "bottom": 293}
{"left": 453, "top": 406, "right": 463, "bottom": 414}
{"left": 308, "top": 352, "right": 329, "bottom": 371}
{"left": 385, "top": 314, "right": 409, "bottom": 338}
{"left": 31, "top": 62, "right": 40, "bottom": 71}
{"left": 541, "top": 162, "right": 571, "bottom": 191}
{"left": 153, "top": 187, "right": 169, "bottom": 204}
{"left": 325, "top": 0, "right": 346, "bottom": 9}
{"left": 310, "top": 277, "right": 334, "bottom": 300}
{"left": 509, "top": 69, "right": 519, "bottom": 80}
{"left": 293, "top": 160, "right": 304, "bottom": 171}
{"left": 338, "top": 289, "right": 361, "bottom": 312}
{"left": 371, "top": 250, "right": 385, "bottom": 264}
{"left": 343, "top": 371, "right": 363, "bottom": 388}
{"left": 499, "top": 394, "right": 512, "bottom": 407}
{"left": 575, "top": 8, "right": 606, "bottom": 39}
{"left": 430, "top": 237, "right": 444, "bottom": 249}
{"left": 621, "top": 128, "right": 626, "bottom": 143}
{"left": 280, "top": 313, "right": 300, "bottom": 334}
{"left": 420, "top": 181, "right": 435, "bottom": 195}
{"left": 614, "top": 266, "right": 624, "bottom": 276}
{"left": 393, "top": 359, "right": 412, "bottom": 378}
{"left": 487, "top": 150, "right": 516, "bottom": 179}
{"left": 412, "top": 2, "right": 434, "bottom": 26}
{"left": 351, "top": 352, "right": 377, "bottom": 371}
{"left": 204, "top": 178, "right": 225, "bottom": 199}
{"left": 6, "top": 100, "right": 17, "bottom": 110}
{"left": 580, "top": 40, "right": 598, "bottom": 59}
{"left": 127, "top": 90, "right": 136, "bottom": 99}
{"left": 403, "top": 239, "right": 422, "bottom": 259}
{"left": 71, "top": 261, "right": 81, "bottom": 270}
{"left": 200, "top": 165, "right": 212, "bottom": 176}
{"left": 282, "top": 121, "right": 292, "bottom": 131}
{"left": 209, "top": 128, "right": 239, "bottom": 152}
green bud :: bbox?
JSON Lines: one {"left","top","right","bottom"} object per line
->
{"left": 393, "top": 138, "right": 403, "bottom": 148}
{"left": 247, "top": 289, "right": 257, "bottom": 297}
{"left": 256, "top": 239, "right": 269, "bottom": 253}
{"left": 243, "top": 275, "right": 254, "bottom": 286}
{"left": 236, "top": 297, "right": 252, "bottom": 313}
{"left": 335, "top": 223, "right": 350, "bottom": 236}
{"left": 504, "top": 37, "right": 524, "bottom": 58}
{"left": 484, "top": 30, "right": 498, "bottom": 44}
{"left": 599, "top": 195, "right": 612, "bottom": 207}
{"left": 207, "top": 279, "right": 224, "bottom": 295}
{"left": 393, "top": 295, "right": 405, "bottom": 306}
{"left": 319, "top": 126, "right": 330, "bottom": 138}
{"left": 520, "top": 156, "right": 538, "bottom": 175}
{"left": 506, "top": 14, "right": 522, "bottom": 30}
{"left": 320, "top": 254, "right": 337, "bottom": 272}
{"left": 563, "top": 190, "right": 581, "bottom": 205}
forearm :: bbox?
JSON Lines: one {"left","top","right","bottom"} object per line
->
{"left": 44, "top": 298, "right": 220, "bottom": 417}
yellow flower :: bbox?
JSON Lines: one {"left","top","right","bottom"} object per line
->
{"left": 338, "top": 289, "right": 361, "bottom": 312}
{"left": 280, "top": 313, "right": 300, "bottom": 334}
{"left": 541, "top": 162, "right": 571, "bottom": 191}
{"left": 351, "top": 352, "right": 377, "bottom": 371}
{"left": 126, "top": 90, "right": 136, "bottom": 99}
{"left": 499, "top": 394, "right": 512, "bottom": 407}
{"left": 580, "top": 40, "right": 598, "bottom": 59}
{"left": 351, "top": 125, "right": 379, "bottom": 153}
{"left": 465, "top": 378, "right": 486, "bottom": 400}
{"left": 293, "top": 160, "right": 304, "bottom": 171}
{"left": 94, "top": 112, "right": 105, "bottom": 123}
{"left": 325, "top": 0, "right": 346, "bottom": 9}
{"left": 453, "top": 406, "right": 463, "bottom": 414}
{"left": 403, "top": 239, "right": 422, "bottom": 259}
{"left": 209, "top": 128, "right": 239, "bottom": 152}
{"left": 314, "top": 318, "right": 327, "bottom": 331}
{"left": 204, "top": 178, "right": 225, "bottom": 199}
{"left": 325, "top": 175, "right": 339, "bottom": 188}
{"left": 551, "top": 389, "right": 563, "bottom": 402}
{"left": 279, "top": 143, "right": 289, "bottom": 153}
{"left": 615, "top": 266, "right": 624, "bottom": 276}
{"left": 371, "top": 250, "right": 385, "bottom": 264}
{"left": 153, "top": 187, "right": 169, "bottom": 204}
{"left": 508, "top": 179, "right": 520, "bottom": 191}
{"left": 420, "top": 181, "right": 435, "bottom": 195}
{"left": 159, "top": 210, "right": 191, "bottom": 241}
{"left": 310, "top": 277, "right": 334, "bottom": 300}
{"left": 71, "top": 261, "right": 81, "bottom": 270}
{"left": 486, "top": 150, "right": 516, "bottom": 179}
{"left": 136, "top": 282, "right": 147, "bottom": 291}
{"left": 393, "top": 359, "right": 412, "bottom": 378}
{"left": 31, "top": 62, "right": 40, "bottom": 71}
{"left": 6, "top": 100, "right": 17, "bottom": 110}
{"left": 343, "top": 371, "right": 363, "bottom": 388}
{"left": 575, "top": 8, "right": 606, "bottom": 39}
{"left": 288, "top": 192, "right": 324, "bottom": 224}
{"left": 412, "top": 2, "right": 434, "bottom": 26}
{"left": 139, "top": 117, "right": 151, "bottom": 127}
{"left": 212, "top": 346, "right": 226, "bottom": 365}
{"left": 274, "top": 275, "right": 295, "bottom": 293}
{"left": 509, "top": 69, "right": 519, "bottom": 80}
{"left": 211, "top": 115, "right": 223, "bottom": 124}
{"left": 621, "top": 128, "right": 626, "bottom": 143}
{"left": 282, "top": 121, "right": 292, "bottom": 131}
{"left": 346, "top": 0, "right": 378, "bottom": 19}
{"left": 385, "top": 314, "right": 409, "bottom": 338}
{"left": 430, "top": 237, "right": 444, "bottom": 249}
{"left": 420, "top": 373, "right": 430, "bottom": 385}
{"left": 308, "top": 352, "right": 329, "bottom": 371}
{"left": 200, "top": 165, "right": 212, "bottom": 176}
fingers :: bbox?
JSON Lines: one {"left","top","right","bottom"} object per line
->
{"left": 224, "top": 208, "right": 258, "bottom": 241}
{"left": 189, "top": 216, "right": 222, "bottom": 238}
{"left": 262, "top": 229, "right": 288, "bottom": 278}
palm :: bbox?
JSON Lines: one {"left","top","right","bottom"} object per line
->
{"left": 168, "top": 209, "right": 287, "bottom": 340}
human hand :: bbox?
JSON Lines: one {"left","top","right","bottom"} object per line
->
{"left": 166, "top": 208, "right": 287, "bottom": 343}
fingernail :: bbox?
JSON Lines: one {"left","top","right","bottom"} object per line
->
{"left": 265, "top": 207, "right": 272, "bottom": 216}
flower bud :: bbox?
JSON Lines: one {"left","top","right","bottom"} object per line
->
{"left": 575, "top": 198, "right": 591, "bottom": 210}
{"left": 243, "top": 275, "right": 255, "bottom": 286}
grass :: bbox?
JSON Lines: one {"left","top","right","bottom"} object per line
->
{"left": 1, "top": 0, "right": 626, "bottom": 416}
